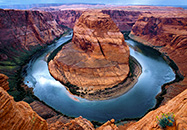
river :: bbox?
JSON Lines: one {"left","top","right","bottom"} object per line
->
{"left": 23, "top": 34, "right": 175, "bottom": 122}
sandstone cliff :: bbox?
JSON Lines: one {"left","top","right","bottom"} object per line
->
{"left": 122, "top": 88, "right": 187, "bottom": 130}
{"left": 0, "top": 82, "right": 48, "bottom": 130}
{"left": 129, "top": 12, "right": 187, "bottom": 105}
{"left": 50, "top": 9, "right": 141, "bottom": 31}
{"left": 36, "top": 5, "right": 184, "bottom": 32}
{"left": 49, "top": 11, "right": 130, "bottom": 98}
{"left": 0, "top": 9, "right": 67, "bottom": 100}
{"left": 0, "top": 74, "right": 95, "bottom": 130}
{"left": 0, "top": 74, "right": 9, "bottom": 91}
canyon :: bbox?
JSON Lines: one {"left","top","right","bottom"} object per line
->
{"left": 48, "top": 11, "right": 131, "bottom": 99}
{"left": 0, "top": 9, "right": 68, "bottom": 101}
{"left": 0, "top": 5, "right": 187, "bottom": 130}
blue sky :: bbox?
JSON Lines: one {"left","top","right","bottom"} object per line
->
{"left": 0, "top": 0, "right": 187, "bottom": 5}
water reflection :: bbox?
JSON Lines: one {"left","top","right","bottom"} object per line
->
{"left": 23, "top": 36, "right": 175, "bottom": 122}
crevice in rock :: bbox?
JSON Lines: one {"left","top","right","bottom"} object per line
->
{"left": 97, "top": 39, "right": 105, "bottom": 57}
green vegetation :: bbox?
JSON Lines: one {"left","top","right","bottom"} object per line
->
{"left": 121, "top": 31, "right": 131, "bottom": 39}
{"left": 156, "top": 113, "right": 175, "bottom": 128}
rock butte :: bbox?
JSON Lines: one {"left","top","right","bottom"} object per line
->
{"left": 49, "top": 11, "right": 130, "bottom": 92}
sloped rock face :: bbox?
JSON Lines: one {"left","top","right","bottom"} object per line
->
{"left": 0, "top": 74, "right": 9, "bottom": 91}
{"left": 49, "top": 11, "right": 130, "bottom": 94}
{"left": 0, "top": 74, "right": 95, "bottom": 130}
{"left": 48, "top": 116, "right": 95, "bottom": 130}
{"left": 0, "top": 9, "right": 66, "bottom": 99}
{"left": 96, "top": 119, "right": 118, "bottom": 130}
{"left": 101, "top": 10, "right": 141, "bottom": 31}
{"left": 0, "top": 87, "right": 48, "bottom": 130}
{"left": 50, "top": 9, "right": 141, "bottom": 31}
{"left": 51, "top": 10, "right": 83, "bottom": 29}
{"left": 125, "top": 88, "right": 187, "bottom": 130}
{"left": 129, "top": 12, "right": 187, "bottom": 105}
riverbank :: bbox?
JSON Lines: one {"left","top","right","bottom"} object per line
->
{"left": 63, "top": 56, "right": 142, "bottom": 100}
{"left": 22, "top": 35, "right": 175, "bottom": 123}
{"left": 129, "top": 34, "right": 185, "bottom": 106}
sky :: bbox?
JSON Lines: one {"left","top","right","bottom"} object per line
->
{"left": 0, "top": 0, "right": 187, "bottom": 6}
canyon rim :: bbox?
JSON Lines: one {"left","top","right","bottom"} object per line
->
{"left": 0, "top": 2, "right": 187, "bottom": 130}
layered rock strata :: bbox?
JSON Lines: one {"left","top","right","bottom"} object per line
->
{"left": 0, "top": 87, "right": 48, "bottom": 130}
{"left": 0, "top": 74, "right": 9, "bottom": 91}
{"left": 125, "top": 88, "right": 187, "bottom": 130}
{"left": 36, "top": 5, "right": 185, "bottom": 32}
{"left": 0, "top": 9, "right": 66, "bottom": 100}
{"left": 0, "top": 86, "right": 95, "bottom": 130}
{"left": 49, "top": 11, "right": 130, "bottom": 97}
{"left": 129, "top": 12, "right": 187, "bottom": 105}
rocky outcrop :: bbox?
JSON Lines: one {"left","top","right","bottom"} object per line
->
{"left": 125, "top": 88, "right": 187, "bottom": 130}
{"left": 0, "top": 74, "right": 9, "bottom": 91}
{"left": 0, "top": 9, "right": 67, "bottom": 100}
{"left": 49, "top": 11, "right": 130, "bottom": 98}
{"left": 129, "top": 12, "right": 187, "bottom": 105}
{"left": 0, "top": 87, "right": 48, "bottom": 130}
{"left": 0, "top": 76, "right": 95, "bottom": 130}
{"left": 48, "top": 116, "right": 95, "bottom": 130}
{"left": 96, "top": 119, "right": 118, "bottom": 130}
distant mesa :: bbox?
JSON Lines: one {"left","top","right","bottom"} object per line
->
{"left": 48, "top": 11, "right": 131, "bottom": 99}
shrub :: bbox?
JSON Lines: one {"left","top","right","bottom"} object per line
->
{"left": 156, "top": 113, "right": 175, "bottom": 128}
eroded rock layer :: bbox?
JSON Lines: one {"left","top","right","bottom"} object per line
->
{"left": 0, "top": 74, "right": 95, "bottom": 130}
{"left": 123, "top": 88, "right": 187, "bottom": 130}
{"left": 129, "top": 12, "right": 187, "bottom": 105}
{"left": 49, "top": 11, "right": 130, "bottom": 92}
{"left": 0, "top": 87, "right": 48, "bottom": 130}
{"left": 0, "top": 9, "right": 66, "bottom": 90}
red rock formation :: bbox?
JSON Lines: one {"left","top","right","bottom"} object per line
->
{"left": 125, "top": 88, "right": 187, "bottom": 130}
{"left": 96, "top": 119, "right": 118, "bottom": 130}
{"left": 0, "top": 74, "right": 9, "bottom": 91}
{"left": 50, "top": 9, "right": 141, "bottom": 31}
{"left": 48, "top": 116, "right": 95, "bottom": 130}
{"left": 0, "top": 9, "right": 65, "bottom": 63}
{"left": 0, "top": 9, "right": 67, "bottom": 99}
{"left": 36, "top": 5, "right": 184, "bottom": 32}
{"left": 51, "top": 10, "right": 83, "bottom": 29}
{"left": 0, "top": 87, "right": 48, "bottom": 130}
{"left": 101, "top": 10, "right": 141, "bottom": 31}
{"left": 129, "top": 12, "right": 187, "bottom": 104}
{"left": 49, "top": 11, "right": 130, "bottom": 95}
{"left": 0, "top": 73, "right": 95, "bottom": 130}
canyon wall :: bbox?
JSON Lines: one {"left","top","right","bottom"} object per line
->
{"left": 0, "top": 73, "right": 186, "bottom": 130}
{"left": 124, "top": 88, "right": 187, "bottom": 130}
{"left": 0, "top": 75, "right": 95, "bottom": 130}
{"left": 0, "top": 9, "right": 67, "bottom": 100}
{"left": 50, "top": 9, "right": 141, "bottom": 31}
{"left": 37, "top": 6, "right": 184, "bottom": 32}
{"left": 129, "top": 12, "right": 187, "bottom": 105}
